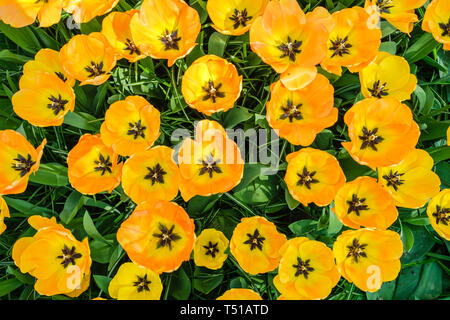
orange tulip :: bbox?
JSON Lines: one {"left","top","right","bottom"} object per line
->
{"left": 13, "top": 73, "right": 75, "bottom": 127}
{"left": 64, "top": 0, "right": 119, "bottom": 24}
{"left": 67, "top": 134, "right": 122, "bottom": 195}
{"left": 266, "top": 74, "right": 337, "bottom": 146}
{"left": 217, "top": 288, "right": 262, "bottom": 300}
{"left": 0, "top": 0, "right": 64, "bottom": 28}
{"left": 365, "top": 0, "right": 428, "bottom": 34}
{"left": 100, "top": 96, "right": 160, "bottom": 157}
{"left": 20, "top": 49, "right": 75, "bottom": 88}
{"left": 12, "top": 216, "right": 91, "bottom": 297}
{"left": 59, "top": 33, "right": 117, "bottom": 86}
{"left": 178, "top": 120, "right": 244, "bottom": 201}
{"left": 321, "top": 6, "right": 381, "bottom": 76}
{"left": 0, "top": 130, "right": 46, "bottom": 195}
{"left": 422, "top": 0, "right": 450, "bottom": 50}
{"left": 274, "top": 237, "right": 340, "bottom": 300}
{"left": 359, "top": 51, "right": 417, "bottom": 101}
{"left": 284, "top": 148, "right": 346, "bottom": 207}
{"left": 116, "top": 200, "right": 195, "bottom": 274}
{"left": 122, "top": 146, "right": 180, "bottom": 204}
{"left": 0, "top": 196, "right": 10, "bottom": 236}
{"left": 230, "top": 216, "right": 287, "bottom": 275}
{"left": 130, "top": 0, "right": 201, "bottom": 67}
{"left": 333, "top": 176, "right": 398, "bottom": 230}
{"left": 250, "top": 0, "right": 332, "bottom": 90}
{"left": 426, "top": 189, "right": 450, "bottom": 240}
{"left": 101, "top": 10, "right": 146, "bottom": 63}
{"left": 207, "top": 0, "right": 269, "bottom": 36}
{"left": 181, "top": 55, "right": 242, "bottom": 115}
{"left": 333, "top": 228, "right": 403, "bottom": 292}
{"left": 342, "top": 98, "right": 420, "bottom": 168}
{"left": 378, "top": 149, "right": 441, "bottom": 208}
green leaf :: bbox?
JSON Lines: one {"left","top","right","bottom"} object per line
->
{"left": 394, "top": 265, "right": 422, "bottom": 299}
{"left": 93, "top": 275, "right": 112, "bottom": 294}
{"left": 0, "top": 278, "right": 22, "bottom": 298}
{"left": 327, "top": 210, "right": 343, "bottom": 236}
{"left": 4, "top": 197, "right": 53, "bottom": 216}
{"left": 379, "top": 41, "right": 397, "bottom": 55}
{"left": 63, "top": 111, "right": 101, "bottom": 131}
{"left": 83, "top": 211, "right": 112, "bottom": 245}
{"left": 0, "top": 50, "right": 31, "bottom": 64}
{"left": 414, "top": 262, "right": 443, "bottom": 299}
{"left": 60, "top": 191, "right": 85, "bottom": 224}
{"left": 403, "top": 216, "right": 430, "bottom": 226}
{"left": 208, "top": 32, "right": 228, "bottom": 57}
{"left": 193, "top": 267, "right": 224, "bottom": 295}
{"left": 285, "top": 188, "right": 299, "bottom": 210}
{"left": 401, "top": 225, "right": 435, "bottom": 264}
{"left": 187, "top": 194, "right": 221, "bottom": 217}
{"left": 400, "top": 223, "right": 414, "bottom": 252}
{"left": 29, "top": 163, "right": 69, "bottom": 187}
{"left": 404, "top": 33, "right": 439, "bottom": 63}
{"left": 170, "top": 267, "right": 191, "bottom": 299}
{"left": 223, "top": 107, "right": 252, "bottom": 129}
{"left": 0, "top": 21, "right": 41, "bottom": 54}
{"left": 289, "top": 219, "right": 317, "bottom": 236}
{"left": 366, "top": 280, "right": 396, "bottom": 300}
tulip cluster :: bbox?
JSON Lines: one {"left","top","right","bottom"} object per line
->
{"left": 0, "top": 0, "right": 448, "bottom": 301}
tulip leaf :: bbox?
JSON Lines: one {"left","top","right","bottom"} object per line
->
{"left": 208, "top": 32, "right": 228, "bottom": 57}
{"left": 366, "top": 280, "right": 396, "bottom": 300}
{"left": 404, "top": 33, "right": 439, "bottom": 63}
{"left": 413, "top": 262, "right": 443, "bottom": 300}
{"left": 289, "top": 219, "right": 317, "bottom": 236}
{"left": 60, "top": 191, "right": 85, "bottom": 224}
{"left": 29, "top": 163, "right": 69, "bottom": 187}
{"left": 193, "top": 267, "right": 224, "bottom": 295}
{"left": 285, "top": 187, "right": 300, "bottom": 210}
{"left": 83, "top": 211, "right": 112, "bottom": 245}
{"left": 93, "top": 275, "right": 112, "bottom": 295}
{"left": 0, "top": 278, "right": 22, "bottom": 298}
{"left": 170, "top": 267, "right": 191, "bottom": 299}
{"left": 0, "top": 21, "right": 41, "bottom": 54}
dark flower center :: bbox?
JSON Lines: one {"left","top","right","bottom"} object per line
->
{"left": 359, "top": 127, "right": 384, "bottom": 151}
{"left": 199, "top": 155, "right": 222, "bottom": 178}
{"left": 432, "top": 205, "right": 450, "bottom": 226}
{"left": 376, "top": 0, "right": 394, "bottom": 14}
{"left": 202, "top": 80, "right": 225, "bottom": 103}
{"left": 439, "top": 19, "right": 450, "bottom": 37}
{"left": 127, "top": 120, "right": 146, "bottom": 139}
{"left": 346, "top": 238, "right": 367, "bottom": 263}
{"left": 244, "top": 229, "right": 265, "bottom": 251}
{"left": 329, "top": 36, "right": 352, "bottom": 58}
{"left": 124, "top": 38, "right": 141, "bottom": 55}
{"left": 153, "top": 223, "right": 181, "bottom": 250}
{"left": 382, "top": 170, "right": 405, "bottom": 191}
{"left": 278, "top": 37, "right": 302, "bottom": 62}
{"left": 144, "top": 163, "right": 167, "bottom": 185}
{"left": 280, "top": 100, "right": 303, "bottom": 122}
{"left": 160, "top": 30, "right": 181, "bottom": 51}
{"left": 297, "top": 167, "right": 319, "bottom": 189}
{"left": 133, "top": 274, "right": 151, "bottom": 293}
{"left": 94, "top": 154, "right": 113, "bottom": 176}
{"left": 347, "top": 194, "right": 369, "bottom": 216}
{"left": 293, "top": 257, "right": 314, "bottom": 279}
{"left": 11, "top": 154, "right": 35, "bottom": 177}
{"left": 368, "top": 80, "right": 389, "bottom": 98}
{"left": 85, "top": 61, "right": 106, "bottom": 78}
{"left": 55, "top": 71, "right": 67, "bottom": 82}
{"left": 47, "top": 94, "right": 69, "bottom": 115}
{"left": 229, "top": 8, "right": 252, "bottom": 29}
{"left": 203, "top": 241, "right": 220, "bottom": 258}
{"left": 57, "top": 245, "right": 82, "bottom": 268}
